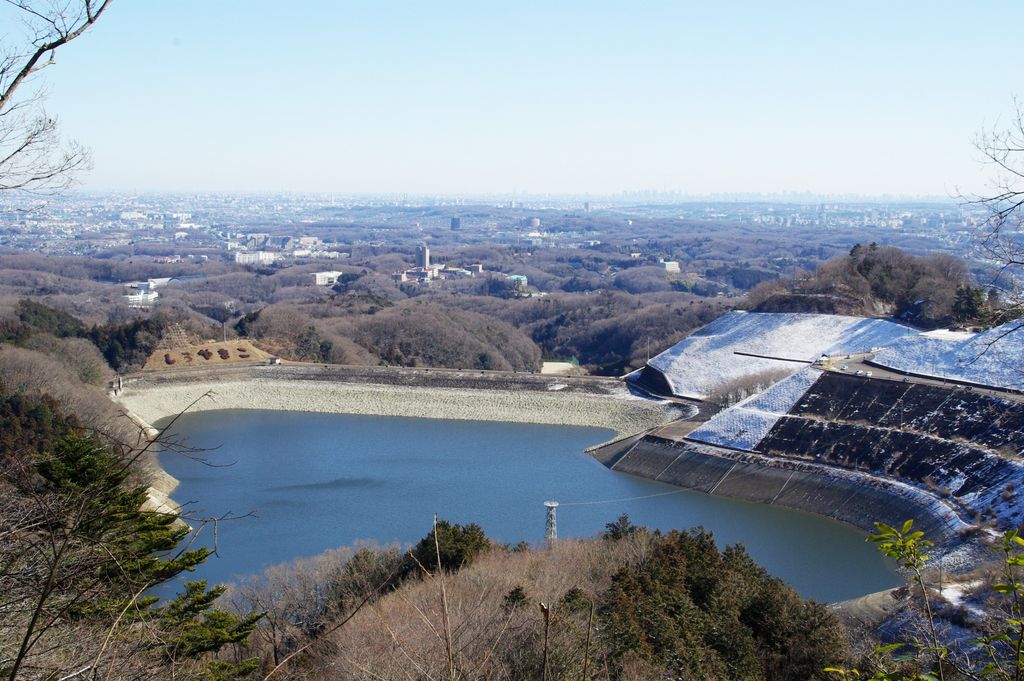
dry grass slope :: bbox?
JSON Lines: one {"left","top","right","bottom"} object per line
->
{"left": 142, "top": 340, "right": 273, "bottom": 371}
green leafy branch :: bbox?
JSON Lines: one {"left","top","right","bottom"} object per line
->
{"left": 827, "top": 521, "right": 1024, "bottom": 681}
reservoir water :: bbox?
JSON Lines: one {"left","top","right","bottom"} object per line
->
{"left": 157, "top": 409, "right": 899, "bottom": 602}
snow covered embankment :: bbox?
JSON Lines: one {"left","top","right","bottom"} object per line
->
{"left": 647, "top": 311, "right": 914, "bottom": 399}
{"left": 871, "top": 323, "right": 1024, "bottom": 391}
{"left": 687, "top": 368, "right": 821, "bottom": 451}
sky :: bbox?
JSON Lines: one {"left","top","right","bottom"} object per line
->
{"left": 8, "top": 1, "right": 1024, "bottom": 197}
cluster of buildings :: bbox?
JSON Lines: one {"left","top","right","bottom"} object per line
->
{"left": 230, "top": 233, "right": 348, "bottom": 266}
{"left": 386, "top": 244, "right": 535, "bottom": 297}
{"left": 391, "top": 244, "right": 485, "bottom": 283}
{"left": 234, "top": 251, "right": 278, "bottom": 265}
{"left": 153, "top": 254, "right": 207, "bottom": 264}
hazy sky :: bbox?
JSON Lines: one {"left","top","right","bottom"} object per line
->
{"left": 14, "top": 1, "right": 1024, "bottom": 196}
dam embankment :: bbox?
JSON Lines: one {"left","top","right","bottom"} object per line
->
{"left": 605, "top": 368, "right": 1024, "bottom": 556}
{"left": 610, "top": 435, "right": 969, "bottom": 545}
{"left": 114, "top": 364, "right": 684, "bottom": 468}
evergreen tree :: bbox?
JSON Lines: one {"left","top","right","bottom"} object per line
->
{"left": 598, "top": 528, "right": 846, "bottom": 681}
{"left": 405, "top": 519, "right": 492, "bottom": 574}
{"left": 953, "top": 285, "right": 990, "bottom": 325}
{"left": 158, "top": 581, "right": 263, "bottom": 679}
{"left": 15, "top": 300, "right": 87, "bottom": 338}
{"left": 1, "top": 392, "right": 262, "bottom": 679}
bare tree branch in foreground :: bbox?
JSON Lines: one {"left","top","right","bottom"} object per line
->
{"left": 0, "top": 0, "right": 112, "bottom": 192}
{"left": 967, "top": 98, "right": 1024, "bottom": 324}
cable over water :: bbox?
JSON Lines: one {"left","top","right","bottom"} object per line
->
{"left": 558, "top": 488, "right": 690, "bottom": 506}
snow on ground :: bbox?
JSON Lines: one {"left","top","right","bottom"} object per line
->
{"left": 939, "top": 580, "right": 988, "bottom": 620}
{"left": 821, "top": 317, "right": 920, "bottom": 355}
{"left": 687, "top": 368, "right": 822, "bottom": 450}
{"left": 647, "top": 311, "right": 914, "bottom": 398}
{"left": 940, "top": 580, "right": 982, "bottom": 607}
{"left": 686, "top": 409, "right": 780, "bottom": 452}
{"left": 957, "top": 456, "right": 1024, "bottom": 529}
{"left": 921, "top": 328, "right": 976, "bottom": 341}
{"left": 872, "top": 322, "right": 1024, "bottom": 391}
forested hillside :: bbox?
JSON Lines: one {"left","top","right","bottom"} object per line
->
{"left": 222, "top": 517, "right": 846, "bottom": 680}
{"left": 746, "top": 243, "right": 1005, "bottom": 328}
{"left": 2, "top": 232, "right": 999, "bottom": 377}
{"left": 0, "top": 382, "right": 263, "bottom": 678}
{"left": 0, "top": 280, "right": 729, "bottom": 375}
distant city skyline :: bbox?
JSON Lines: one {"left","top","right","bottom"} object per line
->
{"left": 15, "top": 1, "right": 1024, "bottom": 197}
{"left": 37, "top": 189, "right": 964, "bottom": 206}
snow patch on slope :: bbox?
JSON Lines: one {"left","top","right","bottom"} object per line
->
{"left": 872, "top": 322, "right": 1024, "bottom": 391}
{"left": 647, "top": 311, "right": 914, "bottom": 398}
{"left": 688, "top": 368, "right": 821, "bottom": 451}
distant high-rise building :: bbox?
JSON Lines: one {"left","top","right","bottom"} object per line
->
{"left": 584, "top": 201, "right": 591, "bottom": 213}
{"left": 529, "top": 217, "right": 541, "bottom": 228}
{"left": 450, "top": 217, "right": 461, "bottom": 230}
{"left": 416, "top": 243, "right": 430, "bottom": 268}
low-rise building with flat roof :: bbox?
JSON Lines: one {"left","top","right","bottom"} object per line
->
{"left": 313, "top": 270, "right": 344, "bottom": 286}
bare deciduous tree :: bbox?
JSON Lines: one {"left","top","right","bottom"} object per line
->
{"left": 970, "top": 98, "right": 1024, "bottom": 325}
{"left": 0, "top": 0, "right": 112, "bottom": 192}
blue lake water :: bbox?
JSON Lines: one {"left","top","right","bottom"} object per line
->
{"left": 156, "top": 409, "right": 899, "bottom": 602}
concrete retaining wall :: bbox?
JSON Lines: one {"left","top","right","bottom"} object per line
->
{"left": 611, "top": 436, "right": 968, "bottom": 545}
{"left": 115, "top": 365, "right": 684, "bottom": 445}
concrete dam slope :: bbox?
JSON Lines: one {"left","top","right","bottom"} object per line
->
{"left": 115, "top": 364, "right": 683, "bottom": 441}
{"left": 614, "top": 370, "right": 1024, "bottom": 546}
{"left": 612, "top": 436, "right": 966, "bottom": 542}
{"left": 756, "top": 373, "right": 1024, "bottom": 529}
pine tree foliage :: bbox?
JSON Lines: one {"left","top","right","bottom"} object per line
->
{"left": 0, "top": 389, "right": 262, "bottom": 679}
{"left": 405, "top": 519, "right": 492, "bottom": 575}
{"left": 599, "top": 527, "right": 847, "bottom": 681}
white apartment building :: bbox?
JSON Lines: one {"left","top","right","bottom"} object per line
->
{"left": 235, "top": 251, "right": 276, "bottom": 265}
{"left": 124, "top": 290, "right": 159, "bottom": 308}
{"left": 313, "top": 270, "right": 344, "bottom": 286}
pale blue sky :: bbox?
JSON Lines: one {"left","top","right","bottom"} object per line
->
{"left": 15, "top": 1, "right": 1024, "bottom": 196}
